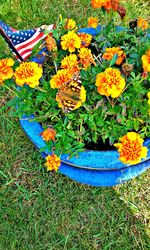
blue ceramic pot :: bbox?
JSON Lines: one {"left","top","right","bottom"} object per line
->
{"left": 20, "top": 27, "right": 150, "bottom": 187}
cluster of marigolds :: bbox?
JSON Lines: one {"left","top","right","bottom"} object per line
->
{"left": 0, "top": 0, "right": 150, "bottom": 172}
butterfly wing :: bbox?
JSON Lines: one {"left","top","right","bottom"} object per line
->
{"left": 57, "top": 72, "right": 82, "bottom": 113}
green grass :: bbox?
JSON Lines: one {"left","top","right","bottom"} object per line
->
{"left": 0, "top": 1, "right": 150, "bottom": 249}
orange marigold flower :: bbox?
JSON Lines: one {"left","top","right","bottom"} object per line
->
{"left": 50, "top": 69, "right": 72, "bottom": 89}
{"left": 46, "top": 36, "right": 57, "bottom": 52}
{"left": 105, "top": 0, "right": 119, "bottom": 11}
{"left": 60, "top": 54, "right": 79, "bottom": 73}
{"left": 78, "top": 33, "right": 92, "bottom": 48}
{"left": 61, "top": 31, "right": 81, "bottom": 53}
{"left": 65, "top": 18, "right": 77, "bottom": 30}
{"left": 114, "top": 132, "right": 148, "bottom": 165}
{"left": 141, "top": 49, "right": 150, "bottom": 72}
{"left": 45, "top": 154, "right": 61, "bottom": 172}
{"left": 14, "top": 62, "right": 43, "bottom": 88}
{"left": 91, "top": 0, "right": 119, "bottom": 11}
{"left": 137, "top": 17, "right": 149, "bottom": 31}
{"left": 91, "top": 0, "right": 104, "bottom": 9}
{"left": 88, "top": 17, "right": 99, "bottom": 28}
{"left": 78, "top": 48, "right": 96, "bottom": 69}
{"left": 103, "top": 0, "right": 112, "bottom": 10}
{"left": 41, "top": 128, "right": 56, "bottom": 142}
{"left": 0, "top": 58, "right": 14, "bottom": 85}
{"left": 102, "top": 47, "right": 126, "bottom": 65}
{"left": 95, "top": 68, "right": 126, "bottom": 98}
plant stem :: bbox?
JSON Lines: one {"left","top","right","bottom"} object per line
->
{"left": 113, "top": 82, "right": 132, "bottom": 106}
{"left": 35, "top": 86, "right": 47, "bottom": 93}
{"left": 4, "top": 85, "right": 17, "bottom": 95}
{"left": 106, "top": 96, "right": 114, "bottom": 107}
{"left": 54, "top": 61, "right": 58, "bottom": 73}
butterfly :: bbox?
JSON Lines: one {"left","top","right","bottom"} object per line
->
{"left": 56, "top": 72, "right": 82, "bottom": 113}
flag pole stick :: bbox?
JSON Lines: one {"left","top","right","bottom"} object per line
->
{"left": 0, "top": 27, "right": 24, "bottom": 62}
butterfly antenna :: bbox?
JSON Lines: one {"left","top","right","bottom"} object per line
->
{"left": 0, "top": 27, "right": 24, "bottom": 62}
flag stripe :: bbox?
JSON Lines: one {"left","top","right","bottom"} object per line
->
{"left": 23, "top": 52, "right": 34, "bottom": 60}
{"left": 20, "top": 49, "right": 34, "bottom": 56}
{"left": 15, "top": 28, "right": 41, "bottom": 49}
{"left": 18, "top": 33, "right": 46, "bottom": 54}
{"left": 0, "top": 21, "right": 54, "bottom": 61}
{"left": 19, "top": 34, "right": 46, "bottom": 59}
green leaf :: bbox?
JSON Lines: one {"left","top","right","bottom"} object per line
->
{"left": 109, "top": 54, "right": 118, "bottom": 67}
{"left": 130, "top": 53, "right": 139, "bottom": 59}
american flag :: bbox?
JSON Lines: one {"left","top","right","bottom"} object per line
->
{"left": 0, "top": 20, "right": 54, "bottom": 61}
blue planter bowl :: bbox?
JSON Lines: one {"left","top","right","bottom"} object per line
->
{"left": 20, "top": 26, "right": 150, "bottom": 187}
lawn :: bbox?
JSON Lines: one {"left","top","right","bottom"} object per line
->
{"left": 0, "top": 0, "right": 150, "bottom": 249}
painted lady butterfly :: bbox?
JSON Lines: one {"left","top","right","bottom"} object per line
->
{"left": 56, "top": 72, "right": 82, "bottom": 113}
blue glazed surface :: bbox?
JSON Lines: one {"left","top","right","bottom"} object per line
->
{"left": 19, "top": 115, "right": 150, "bottom": 186}
{"left": 19, "top": 27, "right": 150, "bottom": 186}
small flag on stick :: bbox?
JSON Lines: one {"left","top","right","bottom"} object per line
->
{"left": 0, "top": 20, "right": 54, "bottom": 61}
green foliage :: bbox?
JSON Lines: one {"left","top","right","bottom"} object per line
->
{"left": 2, "top": 10, "right": 150, "bottom": 156}
{"left": 0, "top": 1, "right": 150, "bottom": 250}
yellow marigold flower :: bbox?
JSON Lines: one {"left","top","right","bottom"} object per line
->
{"left": 114, "top": 132, "right": 148, "bottom": 165}
{"left": 45, "top": 154, "right": 61, "bottom": 172}
{"left": 74, "top": 85, "right": 86, "bottom": 109}
{"left": 65, "top": 18, "right": 77, "bottom": 30}
{"left": 59, "top": 14, "right": 63, "bottom": 21}
{"left": 41, "top": 128, "right": 56, "bottom": 142}
{"left": 50, "top": 69, "right": 72, "bottom": 89}
{"left": 46, "top": 36, "right": 57, "bottom": 52}
{"left": 141, "top": 49, "right": 150, "bottom": 72}
{"left": 88, "top": 17, "right": 99, "bottom": 28}
{"left": 148, "top": 92, "right": 150, "bottom": 105}
{"left": 78, "top": 48, "right": 96, "bottom": 69}
{"left": 137, "top": 17, "right": 149, "bottom": 31}
{"left": 14, "top": 62, "right": 43, "bottom": 88}
{"left": 95, "top": 68, "right": 126, "bottom": 98}
{"left": 61, "top": 31, "right": 81, "bottom": 53}
{"left": 60, "top": 54, "right": 79, "bottom": 73}
{"left": 0, "top": 58, "right": 14, "bottom": 85}
{"left": 78, "top": 33, "right": 92, "bottom": 48}
{"left": 102, "top": 47, "right": 126, "bottom": 65}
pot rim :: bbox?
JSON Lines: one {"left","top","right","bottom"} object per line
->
{"left": 19, "top": 116, "right": 150, "bottom": 171}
